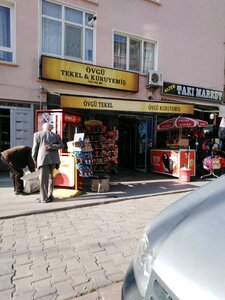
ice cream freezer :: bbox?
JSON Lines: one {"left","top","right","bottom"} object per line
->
{"left": 150, "top": 149, "right": 196, "bottom": 177}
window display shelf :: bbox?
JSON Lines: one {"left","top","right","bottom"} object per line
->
{"left": 85, "top": 124, "right": 118, "bottom": 175}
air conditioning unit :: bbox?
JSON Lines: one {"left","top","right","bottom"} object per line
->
{"left": 147, "top": 71, "right": 163, "bottom": 87}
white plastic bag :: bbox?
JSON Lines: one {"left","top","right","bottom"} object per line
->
{"left": 21, "top": 170, "right": 40, "bottom": 194}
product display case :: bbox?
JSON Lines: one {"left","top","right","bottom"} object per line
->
{"left": 85, "top": 123, "right": 118, "bottom": 175}
{"left": 71, "top": 134, "right": 93, "bottom": 191}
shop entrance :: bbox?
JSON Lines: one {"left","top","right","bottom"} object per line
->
{"left": 135, "top": 118, "right": 153, "bottom": 172}
{"left": 118, "top": 117, "right": 136, "bottom": 169}
{"left": 118, "top": 116, "right": 153, "bottom": 172}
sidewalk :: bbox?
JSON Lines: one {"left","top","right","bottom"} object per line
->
{"left": 0, "top": 171, "right": 215, "bottom": 300}
{"left": 0, "top": 170, "right": 212, "bottom": 219}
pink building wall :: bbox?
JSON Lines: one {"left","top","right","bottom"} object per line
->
{"left": 0, "top": 0, "right": 224, "bottom": 104}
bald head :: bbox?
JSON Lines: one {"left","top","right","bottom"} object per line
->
{"left": 42, "top": 123, "right": 53, "bottom": 131}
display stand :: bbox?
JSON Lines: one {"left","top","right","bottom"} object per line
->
{"left": 201, "top": 156, "right": 221, "bottom": 179}
{"left": 53, "top": 153, "right": 81, "bottom": 198}
{"left": 150, "top": 149, "right": 196, "bottom": 178}
{"left": 84, "top": 121, "right": 118, "bottom": 193}
{"left": 87, "top": 128, "right": 118, "bottom": 175}
{"left": 67, "top": 134, "right": 93, "bottom": 191}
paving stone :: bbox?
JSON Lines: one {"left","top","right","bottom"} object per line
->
{"left": 35, "top": 294, "right": 57, "bottom": 300}
{"left": 64, "top": 258, "right": 83, "bottom": 272}
{"left": 64, "top": 227, "right": 78, "bottom": 236}
{"left": 54, "top": 233, "right": 68, "bottom": 242}
{"left": 34, "top": 287, "right": 57, "bottom": 299}
{"left": 82, "top": 261, "right": 101, "bottom": 273}
{"left": 13, "top": 289, "right": 35, "bottom": 300}
{"left": 75, "top": 290, "right": 101, "bottom": 300}
{"left": 50, "top": 267, "right": 70, "bottom": 284}
{"left": 0, "top": 264, "right": 15, "bottom": 276}
{"left": 13, "top": 277, "right": 33, "bottom": 292}
{"left": 99, "top": 260, "right": 119, "bottom": 276}
{"left": 93, "top": 251, "right": 112, "bottom": 264}
{"left": 13, "top": 264, "right": 32, "bottom": 280}
{"left": 0, "top": 236, "right": 16, "bottom": 250}
{"left": 61, "top": 249, "right": 77, "bottom": 260}
{"left": 72, "top": 241, "right": 87, "bottom": 251}
{"left": 31, "top": 266, "right": 51, "bottom": 283}
{"left": 87, "top": 270, "right": 112, "bottom": 289}
{"left": 117, "top": 262, "right": 130, "bottom": 275}
{"left": 33, "top": 279, "right": 56, "bottom": 299}
{"left": 53, "top": 279, "right": 78, "bottom": 300}
{"left": 106, "top": 272, "right": 124, "bottom": 282}
{"left": 0, "top": 274, "right": 15, "bottom": 291}
{"left": 42, "top": 239, "right": 56, "bottom": 249}
{"left": 14, "top": 252, "right": 32, "bottom": 266}
{"left": 47, "top": 257, "right": 66, "bottom": 270}
{"left": 44, "top": 246, "right": 60, "bottom": 259}
{"left": 67, "top": 270, "right": 90, "bottom": 286}
{"left": 30, "top": 256, "right": 48, "bottom": 268}
{"left": 29, "top": 238, "right": 42, "bottom": 248}
{"left": 57, "top": 241, "right": 73, "bottom": 252}
{"left": 110, "top": 252, "right": 126, "bottom": 265}
{"left": 29, "top": 247, "right": 45, "bottom": 257}
{"left": 74, "top": 279, "right": 95, "bottom": 295}
{"left": 0, "top": 288, "right": 14, "bottom": 299}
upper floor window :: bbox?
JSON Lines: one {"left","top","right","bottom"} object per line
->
{"left": 114, "top": 33, "right": 157, "bottom": 73}
{"left": 42, "top": 0, "right": 95, "bottom": 63}
{"left": 0, "top": 1, "right": 15, "bottom": 63}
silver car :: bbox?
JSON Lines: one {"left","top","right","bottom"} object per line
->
{"left": 122, "top": 175, "right": 225, "bottom": 300}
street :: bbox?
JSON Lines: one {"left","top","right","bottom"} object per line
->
{"left": 0, "top": 191, "right": 188, "bottom": 300}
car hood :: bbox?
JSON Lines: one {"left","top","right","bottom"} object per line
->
{"left": 145, "top": 176, "right": 225, "bottom": 300}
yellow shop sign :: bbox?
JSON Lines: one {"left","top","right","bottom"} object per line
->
{"left": 60, "top": 95, "right": 194, "bottom": 114}
{"left": 41, "top": 56, "right": 139, "bottom": 92}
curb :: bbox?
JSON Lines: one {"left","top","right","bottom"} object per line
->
{"left": 0, "top": 187, "right": 195, "bottom": 220}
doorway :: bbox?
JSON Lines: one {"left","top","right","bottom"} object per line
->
{"left": 135, "top": 118, "right": 153, "bottom": 172}
{"left": 118, "top": 117, "right": 136, "bottom": 169}
{"left": 118, "top": 116, "right": 153, "bottom": 172}
{"left": 0, "top": 109, "right": 10, "bottom": 152}
{"left": 0, "top": 109, "right": 10, "bottom": 171}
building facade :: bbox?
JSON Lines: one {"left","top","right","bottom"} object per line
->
{"left": 0, "top": 0, "right": 225, "bottom": 172}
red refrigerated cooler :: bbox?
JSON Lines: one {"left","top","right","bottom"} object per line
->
{"left": 35, "top": 109, "right": 82, "bottom": 150}
{"left": 35, "top": 109, "right": 83, "bottom": 189}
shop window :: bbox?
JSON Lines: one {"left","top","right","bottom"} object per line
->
{"left": 0, "top": 1, "right": 15, "bottom": 63}
{"left": 113, "top": 32, "right": 157, "bottom": 73}
{"left": 41, "top": 0, "right": 95, "bottom": 63}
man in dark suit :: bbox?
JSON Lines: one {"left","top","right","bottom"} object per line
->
{"left": 32, "top": 122, "right": 64, "bottom": 203}
{"left": 0, "top": 146, "right": 35, "bottom": 195}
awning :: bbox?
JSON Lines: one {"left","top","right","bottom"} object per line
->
{"left": 161, "top": 95, "right": 221, "bottom": 113}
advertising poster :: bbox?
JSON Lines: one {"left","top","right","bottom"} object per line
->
{"left": 151, "top": 150, "right": 195, "bottom": 177}
{"left": 54, "top": 155, "right": 75, "bottom": 187}
{"left": 151, "top": 150, "right": 179, "bottom": 176}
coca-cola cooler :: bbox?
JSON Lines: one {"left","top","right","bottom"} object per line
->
{"left": 35, "top": 109, "right": 83, "bottom": 189}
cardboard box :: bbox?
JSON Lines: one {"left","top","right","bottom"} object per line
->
{"left": 178, "top": 139, "right": 189, "bottom": 147}
{"left": 91, "top": 177, "right": 110, "bottom": 192}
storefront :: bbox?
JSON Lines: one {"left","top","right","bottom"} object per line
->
{"left": 157, "top": 82, "right": 224, "bottom": 177}
{"left": 39, "top": 55, "right": 195, "bottom": 188}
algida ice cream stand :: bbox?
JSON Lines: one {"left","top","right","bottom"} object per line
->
{"left": 150, "top": 116, "right": 208, "bottom": 181}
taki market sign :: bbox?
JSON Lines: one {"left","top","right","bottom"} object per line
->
{"left": 163, "top": 82, "right": 223, "bottom": 101}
